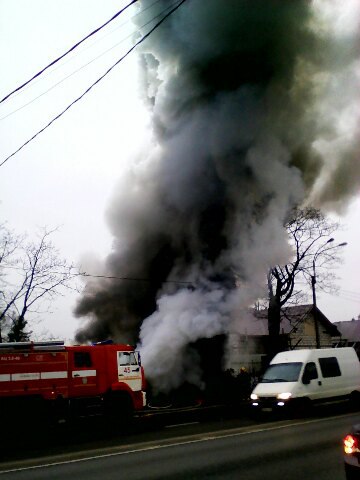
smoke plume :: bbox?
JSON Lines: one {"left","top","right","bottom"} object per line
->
{"left": 75, "top": 0, "right": 360, "bottom": 391}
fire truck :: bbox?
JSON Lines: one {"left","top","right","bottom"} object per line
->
{"left": 0, "top": 340, "right": 146, "bottom": 426}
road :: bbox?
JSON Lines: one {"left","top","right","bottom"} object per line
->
{"left": 0, "top": 409, "right": 356, "bottom": 480}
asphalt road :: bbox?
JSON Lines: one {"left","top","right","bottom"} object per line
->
{"left": 0, "top": 410, "right": 357, "bottom": 480}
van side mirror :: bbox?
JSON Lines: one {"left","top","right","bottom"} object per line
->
{"left": 302, "top": 375, "right": 310, "bottom": 385}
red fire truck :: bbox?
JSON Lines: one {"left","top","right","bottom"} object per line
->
{"left": 0, "top": 340, "right": 146, "bottom": 425}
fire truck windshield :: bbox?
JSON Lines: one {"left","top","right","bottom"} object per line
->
{"left": 118, "top": 351, "right": 138, "bottom": 366}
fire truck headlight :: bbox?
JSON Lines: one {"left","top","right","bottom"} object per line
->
{"left": 250, "top": 393, "right": 258, "bottom": 400}
{"left": 277, "top": 392, "right": 292, "bottom": 400}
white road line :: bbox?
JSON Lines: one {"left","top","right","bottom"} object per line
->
{"left": 0, "top": 412, "right": 355, "bottom": 475}
{"left": 165, "top": 422, "right": 200, "bottom": 428}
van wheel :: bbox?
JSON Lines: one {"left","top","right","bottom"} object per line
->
{"left": 291, "top": 398, "right": 311, "bottom": 418}
{"left": 349, "top": 391, "right": 360, "bottom": 412}
{"left": 48, "top": 396, "right": 68, "bottom": 426}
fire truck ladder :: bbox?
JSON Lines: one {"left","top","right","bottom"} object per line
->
{"left": 0, "top": 340, "right": 65, "bottom": 352}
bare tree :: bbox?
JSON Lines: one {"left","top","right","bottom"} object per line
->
{"left": 0, "top": 224, "right": 24, "bottom": 342}
{"left": 0, "top": 227, "right": 76, "bottom": 342}
{"left": 267, "top": 207, "right": 345, "bottom": 341}
{"left": 0, "top": 223, "right": 23, "bottom": 266}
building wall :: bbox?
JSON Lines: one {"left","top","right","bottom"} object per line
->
{"left": 289, "top": 317, "right": 333, "bottom": 349}
{"left": 227, "top": 313, "right": 335, "bottom": 375}
{"left": 226, "top": 334, "right": 267, "bottom": 376}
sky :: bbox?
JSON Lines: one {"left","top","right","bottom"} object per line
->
{"left": 0, "top": 0, "right": 359, "bottom": 342}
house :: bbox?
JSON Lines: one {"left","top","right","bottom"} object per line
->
{"left": 333, "top": 317, "right": 360, "bottom": 355}
{"left": 227, "top": 304, "right": 341, "bottom": 375}
{"left": 254, "top": 304, "right": 340, "bottom": 349}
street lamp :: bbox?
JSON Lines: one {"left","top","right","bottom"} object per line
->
{"left": 312, "top": 239, "right": 347, "bottom": 348}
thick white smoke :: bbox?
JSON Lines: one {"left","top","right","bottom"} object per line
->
{"left": 76, "top": 0, "right": 360, "bottom": 392}
{"left": 306, "top": 0, "right": 360, "bottom": 208}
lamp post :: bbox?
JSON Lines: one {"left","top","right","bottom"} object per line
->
{"left": 311, "top": 239, "right": 347, "bottom": 349}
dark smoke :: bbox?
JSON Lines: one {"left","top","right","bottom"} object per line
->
{"left": 75, "top": 0, "right": 360, "bottom": 391}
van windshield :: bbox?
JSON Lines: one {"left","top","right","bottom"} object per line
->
{"left": 261, "top": 362, "right": 303, "bottom": 383}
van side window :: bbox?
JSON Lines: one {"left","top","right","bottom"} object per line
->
{"left": 303, "top": 362, "right": 318, "bottom": 381}
{"left": 318, "top": 357, "right": 341, "bottom": 377}
{"left": 74, "top": 352, "right": 92, "bottom": 368}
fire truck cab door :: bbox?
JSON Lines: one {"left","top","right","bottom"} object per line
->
{"left": 117, "top": 351, "right": 141, "bottom": 392}
{"left": 69, "top": 351, "right": 98, "bottom": 397}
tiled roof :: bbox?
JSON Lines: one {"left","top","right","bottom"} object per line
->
{"left": 234, "top": 304, "right": 340, "bottom": 336}
{"left": 333, "top": 319, "right": 360, "bottom": 341}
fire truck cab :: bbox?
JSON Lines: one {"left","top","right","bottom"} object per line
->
{"left": 0, "top": 340, "right": 146, "bottom": 425}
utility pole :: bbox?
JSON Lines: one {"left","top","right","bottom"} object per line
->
{"left": 311, "top": 260, "right": 320, "bottom": 349}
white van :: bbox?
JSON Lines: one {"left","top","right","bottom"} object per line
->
{"left": 250, "top": 347, "right": 360, "bottom": 413}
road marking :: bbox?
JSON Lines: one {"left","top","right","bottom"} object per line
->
{"left": 0, "top": 411, "right": 356, "bottom": 474}
{"left": 166, "top": 422, "right": 200, "bottom": 428}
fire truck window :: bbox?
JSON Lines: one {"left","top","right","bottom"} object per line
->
{"left": 74, "top": 352, "right": 92, "bottom": 368}
{"left": 129, "top": 352, "right": 137, "bottom": 365}
{"left": 118, "top": 352, "right": 131, "bottom": 366}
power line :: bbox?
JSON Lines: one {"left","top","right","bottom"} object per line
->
{"left": 340, "top": 288, "right": 360, "bottom": 297}
{"left": 0, "top": 0, "right": 181, "bottom": 122}
{"left": 2, "top": 264, "right": 195, "bottom": 287}
{"left": 337, "top": 296, "right": 360, "bottom": 304}
{"left": 1, "top": 0, "right": 164, "bottom": 103}
{"left": 0, "top": 0, "right": 188, "bottom": 168}
{"left": 322, "top": 290, "right": 360, "bottom": 304}
{"left": 336, "top": 289, "right": 360, "bottom": 300}
{"left": 3, "top": 263, "right": 357, "bottom": 292}
{"left": 0, "top": 0, "right": 139, "bottom": 105}
{"left": 338, "top": 294, "right": 360, "bottom": 304}
{"left": 79, "top": 272, "right": 194, "bottom": 286}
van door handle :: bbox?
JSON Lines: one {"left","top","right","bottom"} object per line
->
{"left": 318, "top": 380, "right": 322, "bottom": 386}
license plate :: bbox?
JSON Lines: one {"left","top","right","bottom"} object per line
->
{"left": 262, "top": 407, "right": 272, "bottom": 412}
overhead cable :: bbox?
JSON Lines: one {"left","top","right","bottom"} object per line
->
{"left": 0, "top": 0, "right": 187, "bottom": 168}
{"left": 322, "top": 290, "right": 360, "bottom": 304}
{"left": 79, "top": 272, "right": 194, "bottom": 285}
{"left": 0, "top": 0, "right": 164, "bottom": 104}
{"left": 0, "top": 0, "right": 181, "bottom": 122}
{"left": 4, "top": 264, "right": 195, "bottom": 286}
{"left": 0, "top": 0, "right": 139, "bottom": 105}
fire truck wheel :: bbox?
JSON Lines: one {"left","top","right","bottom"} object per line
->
{"left": 105, "top": 392, "right": 134, "bottom": 428}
